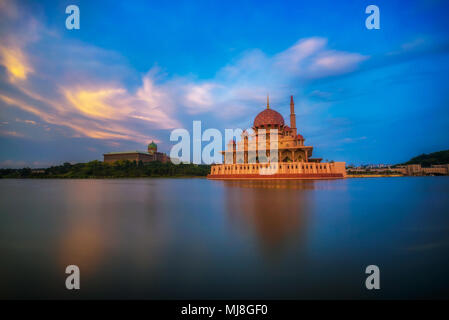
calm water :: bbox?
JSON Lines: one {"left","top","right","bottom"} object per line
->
{"left": 1, "top": 177, "right": 449, "bottom": 299}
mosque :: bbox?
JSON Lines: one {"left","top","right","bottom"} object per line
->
{"left": 103, "top": 141, "right": 169, "bottom": 163}
{"left": 207, "top": 96, "right": 346, "bottom": 179}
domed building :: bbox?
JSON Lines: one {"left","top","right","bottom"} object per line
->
{"left": 208, "top": 96, "right": 346, "bottom": 179}
{"left": 103, "top": 141, "right": 169, "bottom": 164}
{"left": 148, "top": 141, "right": 157, "bottom": 154}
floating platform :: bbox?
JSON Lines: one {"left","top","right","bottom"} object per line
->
{"left": 208, "top": 162, "right": 347, "bottom": 180}
{"left": 207, "top": 173, "right": 345, "bottom": 180}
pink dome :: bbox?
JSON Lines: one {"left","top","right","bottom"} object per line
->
{"left": 254, "top": 108, "right": 285, "bottom": 128}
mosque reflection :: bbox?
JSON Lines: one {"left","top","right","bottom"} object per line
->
{"left": 223, "top": 180, "right": 316, "bottom": 258}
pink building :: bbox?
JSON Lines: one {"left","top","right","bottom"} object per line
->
{"left": 208, "top": 96, "right": 346, "bottom": 180}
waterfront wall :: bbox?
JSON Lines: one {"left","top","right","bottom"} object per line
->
{"left": 209, "top": 161, "right": 346, "bottom": 179}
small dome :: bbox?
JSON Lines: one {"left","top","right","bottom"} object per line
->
{"left": 148, "top": 141, "right": 157, "bottom": 150}
{"left": 254, "top": 108, "right": 285, "bottom": 128}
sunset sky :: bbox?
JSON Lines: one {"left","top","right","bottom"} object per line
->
{"left": 1, "top": 0, "right": 449, "bottom": 167}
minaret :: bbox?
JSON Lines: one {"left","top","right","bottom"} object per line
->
{"left": 267, "top": 94, "right": 270, "bottom": 109}
{"left": 290, "top": 95, "right": 297, "bottom": 136}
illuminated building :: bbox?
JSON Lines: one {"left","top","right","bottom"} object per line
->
{"left": 208, "top": 96, "right": 346, "bottom": 179}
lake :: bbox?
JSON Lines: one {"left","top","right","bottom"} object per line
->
{"left": 1, "top": 177, "right": 448, "bottom": 299}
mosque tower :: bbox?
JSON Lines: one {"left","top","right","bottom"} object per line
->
{"left": 290, "top": 95, "right": 297, "bottom": 136}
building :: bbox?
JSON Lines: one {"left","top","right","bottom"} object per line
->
{"left": 103, "top": 141, "right": 169, "bottom": 164}
{"left": 347, "top": 164, "right": 449, "bottom": 176}
{"left": 207, "top": 96, "right": 346, "bottom": 180}
{"left": 395, "top": 164, "right": 449, "bottom": 176}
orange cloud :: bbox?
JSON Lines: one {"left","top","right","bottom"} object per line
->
{"left": 64, "top": 88, "right": 128, "bottom": 120}
{"left": 61, "top": 78, "right": 181, "bottom": 129}
{"left": 0, "top": 94, "right": 155, "bottom": 143}
{"left": 0, "top": 130, "right": 24, "bottom": 137}
{"left": 0, "top": 46, "right": 33, "bottom": 81}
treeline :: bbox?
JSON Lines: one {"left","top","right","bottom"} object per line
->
{"left": 0, "top": 160, "right": 211, "bottom": 178}
{"left": 403, "top": 149, "right": 449, "bottom": 167}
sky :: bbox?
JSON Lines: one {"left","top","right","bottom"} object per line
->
{"left": 1, "top": 0, "right": 449, "bottom": 167}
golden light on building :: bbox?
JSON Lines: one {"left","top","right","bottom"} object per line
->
{"left": 208, "top": 96, "right": 346, "bottom": 180}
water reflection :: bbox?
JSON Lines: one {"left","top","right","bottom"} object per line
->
{"left": 1, "top": 178, "right": 449, "bottom": 299}
{"left": 58, "top": 182, "right": 106, "bottom": 276}
{"left": 223, "top": 180, "right": 319, "bottom": 190}
{"left": 223, "top": 180, "right": 315, "bottom": 258}
{"left": 58, "top": 180, "right": 171, "bottom": 285}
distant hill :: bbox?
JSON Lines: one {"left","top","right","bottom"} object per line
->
{"left": 403, "top": 150, "right": 449, "bottom": 167}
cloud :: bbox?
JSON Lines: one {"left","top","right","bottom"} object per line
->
{"left": 310, "top": 50, "right": 366, "bottom": 76}
{"left": 184, "top": 83, "right": 221, "bottom": 114}
{"left": 0, "top": 1, "right": 369, "bottom": 151}
{"left": 0, "top": 46, "right": 33, "bottom": 81}
{"left": 0, "top": 1, "right": 181, "bottom": 146}
{"left": 64, "top": 88, "right": 128, "bottom": 120}
{"left": 178, "top": 38, "right": 367, "bottom": 117}
{"left": 0, "top": 94, "right": 156, "bottom": 142}
{"left": 0, "top": 44, "right": 179, "bottom": 145}
{"left": 0, "top": 130, "right": 24, "bottom": 137}
{"left": 354, "top": 36, "right": 449, "bottom": 77}
{"left": 0, "top": 0, "right": 41, "bottom": 81}
{"left": 15, "top": 118, "right": 36, "bottom": 125}
{"left": 340, "top": 136, "right": 367, "bottom": 144}
{"left": 273, "top": 38, "right": 367, "bottom": 78}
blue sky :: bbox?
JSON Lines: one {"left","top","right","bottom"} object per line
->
{"left": 1, "top": 0, "right": 449, "bottom": 167}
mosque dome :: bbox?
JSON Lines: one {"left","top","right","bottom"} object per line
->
{"left": 148, "top": 141, "right": 157, "bottom": 152}
{"left": 253, "top": 108, "right": 285, "bottom": 128}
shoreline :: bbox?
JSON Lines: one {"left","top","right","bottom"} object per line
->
{"left": 348, "top": 174, "right": 404, "bottom": 178}
{"left": 348, "top": 174, "right": 448, "bottom": 178}
{"left": 0, "top": 175, "right": 209, "bottom": 180}
{"left": 3, "top": 174, "right": 449, "bottom": 180}
{"left": 3, "top": 174, "right": 448, "bottom": 180}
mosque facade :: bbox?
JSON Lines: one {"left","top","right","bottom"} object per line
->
{"left": 207, "top": 96, "right": 346, "bottom": 180}
{"left": 103, "top": 141, "right": 169, "bottom": 163}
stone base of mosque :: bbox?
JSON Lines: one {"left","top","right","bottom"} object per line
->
{"left": 207, "top": 162, "right": 346, "bottom": 180}
{"left": 207, "top": 173, "right": 344, "bottom": 180}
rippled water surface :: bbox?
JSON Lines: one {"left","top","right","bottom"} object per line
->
{"left": 1, "top": 177, "right": 448, "bottom": 299}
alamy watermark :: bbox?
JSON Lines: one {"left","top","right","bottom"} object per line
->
{"left": 65, "top": 265, "right": 80, "bottom": 290}
{"left": 64, "top": 5, "right": 379, "bottom": 31}
{"left": 65, "top": 5, "right": 80, "bottom": 30}
{"left": 169, "top": 120, "right": 278, "bottom": 167}
{"left": 365, "top": 5, "right": 380, "bottom": 30}
{"left": 365, "top": 265, "right": 380, "bottom": 290}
